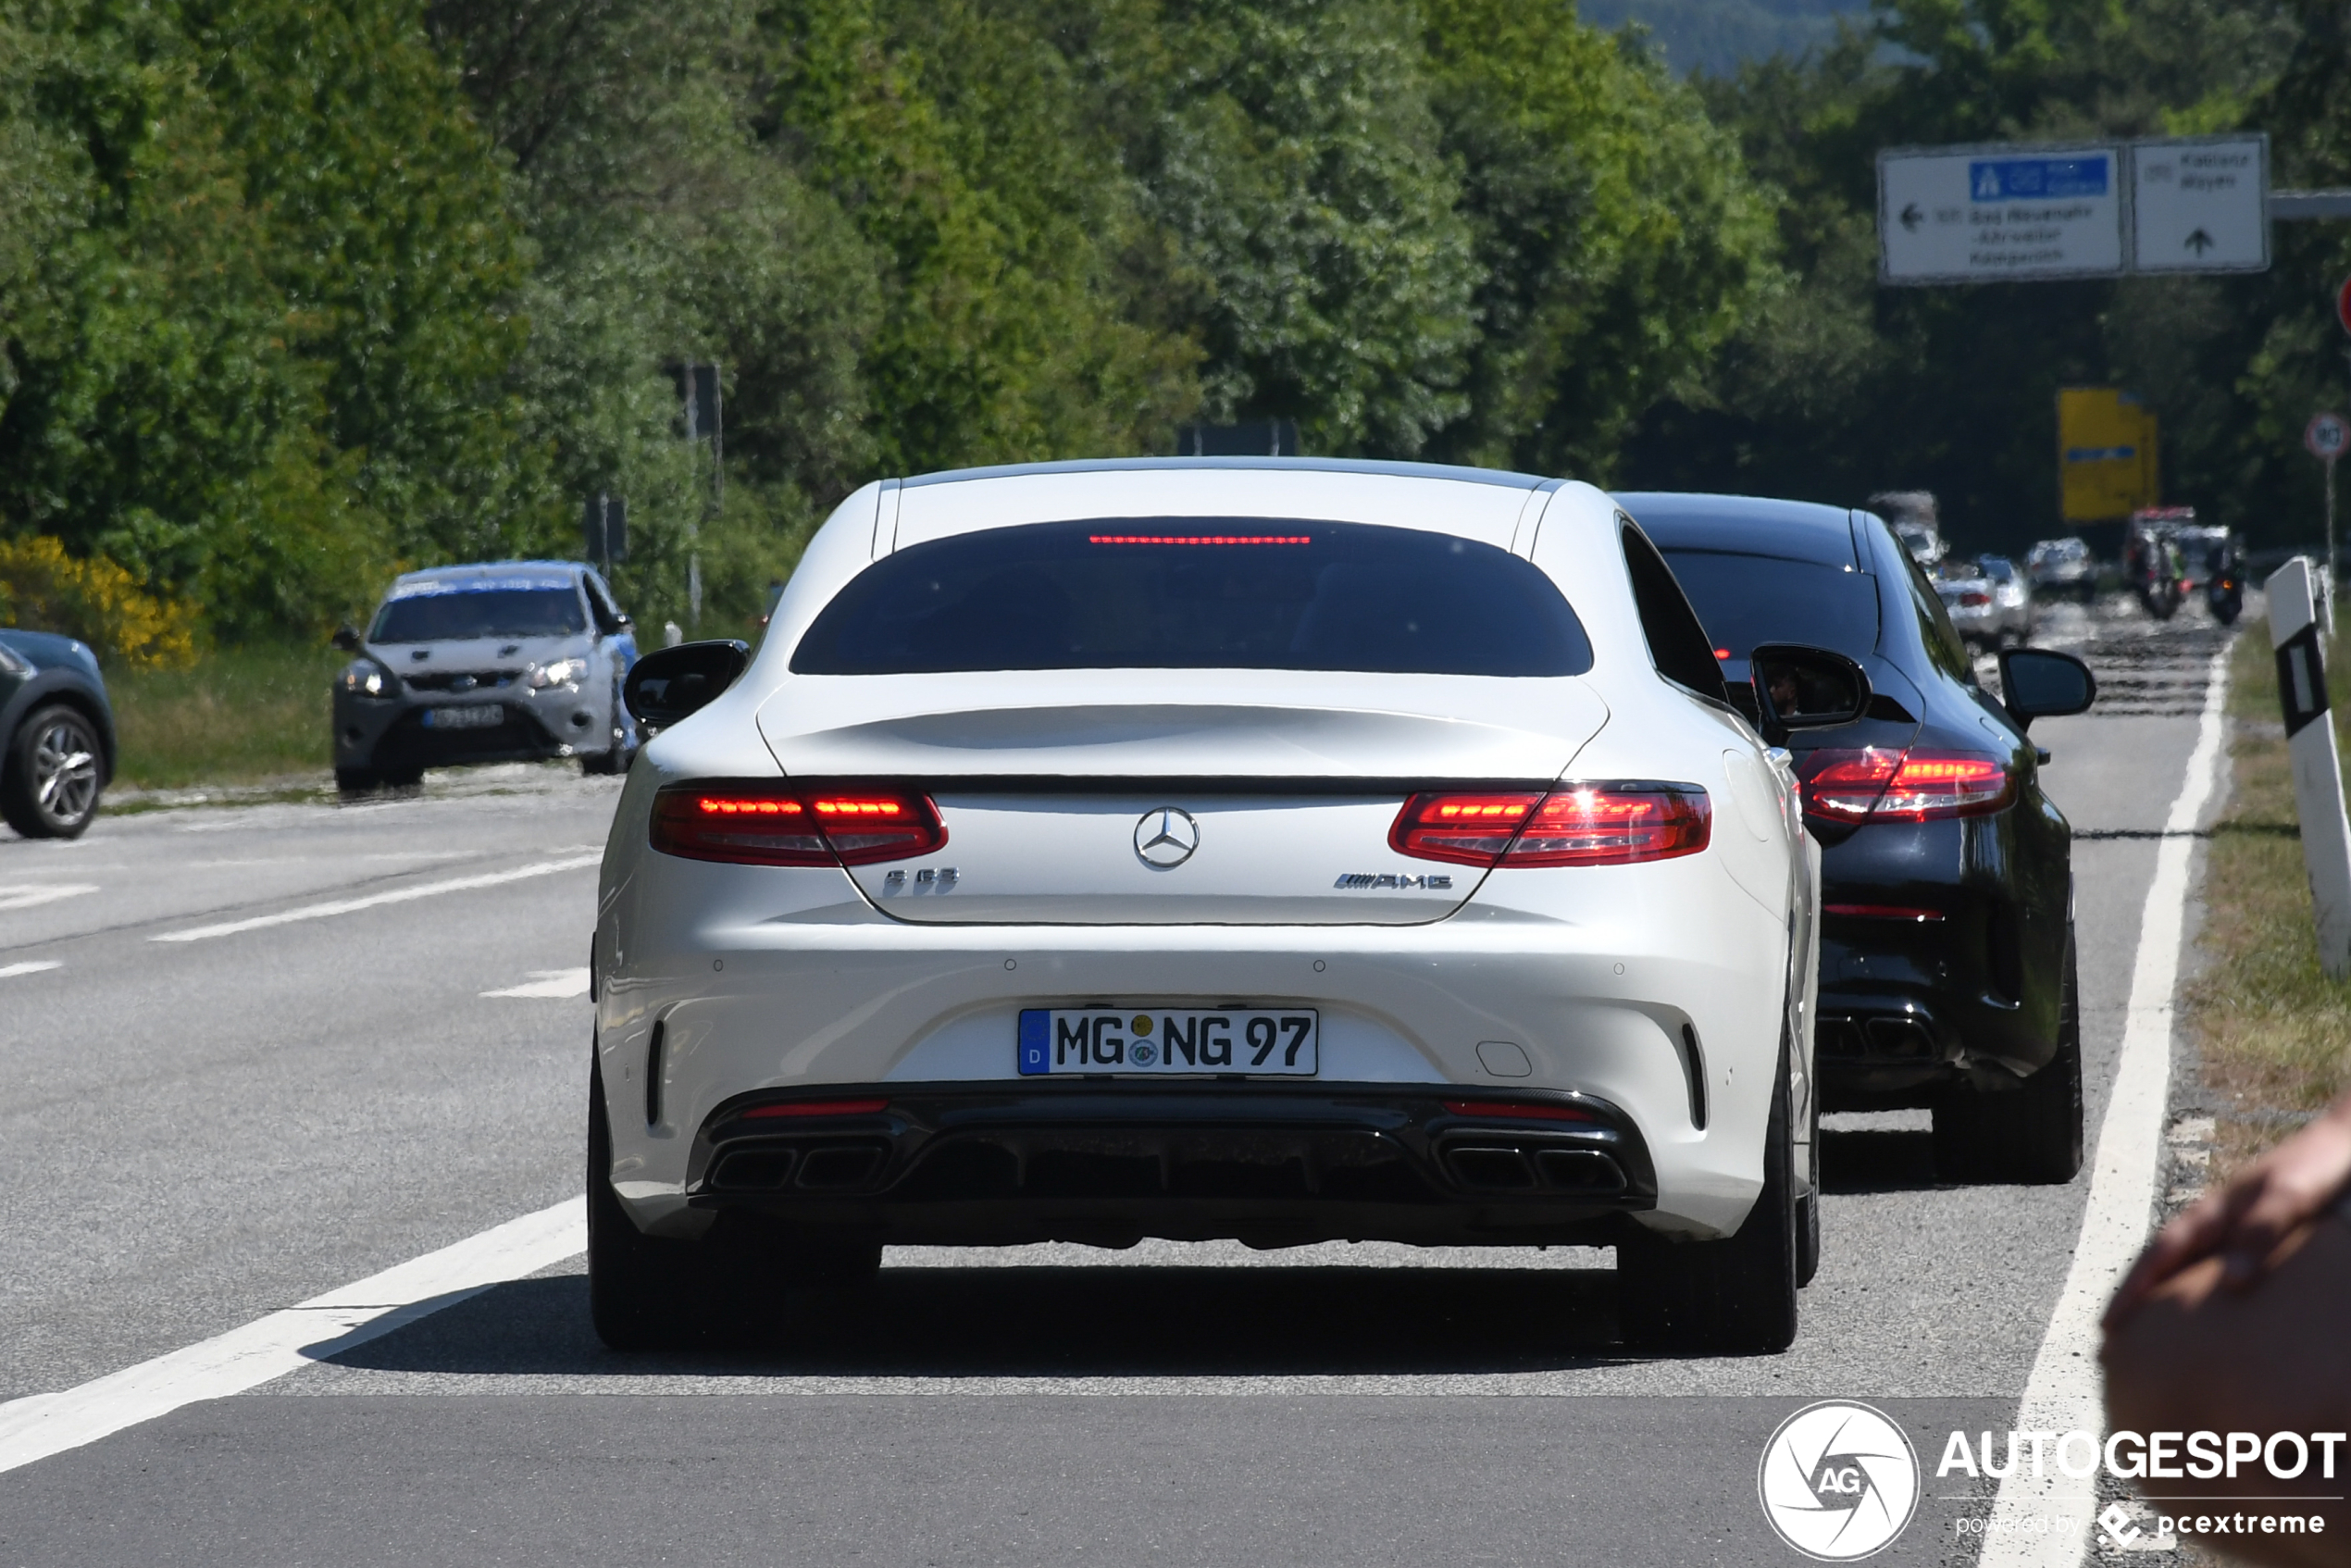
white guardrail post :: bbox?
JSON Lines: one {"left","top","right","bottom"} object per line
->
{"left": 2266, "top": 555, "right": 2351, "bottom": 977}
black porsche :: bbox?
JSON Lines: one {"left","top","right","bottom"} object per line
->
{"left": 1617, "top": 492, "right": 2096, "bottom": 1184}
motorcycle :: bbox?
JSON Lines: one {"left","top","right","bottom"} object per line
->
{"left": 2207, "top": 566, "right": 2244, "bottom": 625}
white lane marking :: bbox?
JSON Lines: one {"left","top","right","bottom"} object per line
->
{"left": 481, "top": 967, "right": 591, "bottom": 999}
{"left": 1978, "top": 647, "right": 2232, "bottom": 1568}
{"left": 0, "top": 884, "right": 96, "bottom": 912}
{"left": 152, "top": 855, "right": 601, "bottom": 943}
{"left": 0, "top": 1198, "right": 583, "bottom": 1475}
{"left": 0, "top": 960, "right": 62, "bottom": 979}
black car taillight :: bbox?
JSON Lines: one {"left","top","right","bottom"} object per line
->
{"left": 651, "top": 782, "right": 947, "bottom": 865}
{"left": 1796, "top": 748, "right": 2012, "bottom": 823}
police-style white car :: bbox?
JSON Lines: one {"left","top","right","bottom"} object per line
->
{"left": 332, "top": 561, "right": 639, "bottom": 790}
{"left": 589, "top": 459, "right": 1860, "bottom": 1352}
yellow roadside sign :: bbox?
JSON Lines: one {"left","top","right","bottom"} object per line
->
{"left": 2059, "top": 388, "right": 2158, "bottom": 520}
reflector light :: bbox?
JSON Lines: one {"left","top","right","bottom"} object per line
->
{"left": 1087, "top": 534, "right": 1312, "bottom": 546}
{"left": 653, "top": 783, "right": 946, "bottom": 865}
{"left": 1442, "top": 1100, "right": 1597, "bottom": 1122}
{"left": 1796, "top": 748, "right": 2011, "bottom": 823}
{"left": 1822, "top": 903, "right": 1947, "bottom": 922}
{"left": 741, "top": 1098, "right": 889, "bottom": 1120}
{"left": 1390, "top": 784, "right": 1710, "bottom": 868}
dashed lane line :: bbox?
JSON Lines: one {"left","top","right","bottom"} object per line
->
{"left": 1976, "top": 645, "right": 2233, "bottom": 1568}
{"left": 0, "top": 960, "right": 62, "bottom": 979}
{"left": 0, "top": 884, "right": 96, "bottom": 913}
{"left": 481, "top": 967, "right": 591, "bottom": 999}
{"left": 151, "top": 855, "right": 602, "bottom": 944}
{"left": 0, "top": 1199, "right": 584, "bottom": 1475}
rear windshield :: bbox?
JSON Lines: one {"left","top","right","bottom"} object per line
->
{"left": 371, "top": 586, "right": 585, "bottom": 642}
{"left": 1658, "top": 550, "right": 1881, "bottom": 664}
{"left": 790, "top": 519, "right": 1594, "bottom": 676}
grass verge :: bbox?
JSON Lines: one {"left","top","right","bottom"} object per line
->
{"left": 104, "top": 641, "right": 345, "bottom": 791}
{"left": 2186, "top": 616, "right": 2351, "bottom": 1171}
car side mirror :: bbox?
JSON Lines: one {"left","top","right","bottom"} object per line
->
{"left": 1997, "top": 647, "right": 2096, "bottom": 732}
{"left": 331, "top": 624, "right": 362, "bottom": 653}
{"left": 623, "top": 639, "right": 750, "bottom": 729}
{"left": 1748, "top": 643, "right": 1872, "bottom": 745}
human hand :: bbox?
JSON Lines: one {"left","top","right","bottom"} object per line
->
{"left": 2104, "top": 1094, "right": 2351, "bottom": 1329}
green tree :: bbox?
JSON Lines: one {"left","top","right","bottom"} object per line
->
{"left": 1421, "top": 0, "right": 1776, "bottom": 479}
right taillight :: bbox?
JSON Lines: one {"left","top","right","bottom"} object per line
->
{"left": 651, "top": 782, "right": 947, "bottom": 865}
{"left": 1391, "top": 783, "right": 1710, "bottom": 869}
{"left": 1796, "top": 747, "right": 2011, "bottom": 823}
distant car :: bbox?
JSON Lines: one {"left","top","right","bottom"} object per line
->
{"left": 1934, "top": 566, "right": 2001, "bottom": 649}
{"left": 1618, "top": 491, "right": 2097, "bottom": 1186}
{"left": 1977, "top": 556, "right": 2034, "bottom": 646}
{"left": 1893, "top": 521, "right": 1946, "bottom": 569}
{"left": 0, "top": 628, "right": 114, "bottom": 840}
{"left": 331, "top": 561, "right": 640, "bottom": 792}
{"left": 2026, "top": 537, "right": 2095, "bottom": 603}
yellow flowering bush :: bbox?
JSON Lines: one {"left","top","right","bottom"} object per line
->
{"left": 0, "top": 536, "right": 198, "bottom": 671}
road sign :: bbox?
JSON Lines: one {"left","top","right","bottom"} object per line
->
{"left": 2059, "top": 388, "right": 2158, "bottom": 520}
{"left": 2308, "top": 413, "right": 2349, "bottom": 460}
{"left": 1879, "top": 143, "right": 2125, "bottom": 284}
{"left": 2131, "top": 134, "right": 2269, "bottom": 273}
{"left": 2336, "top": 277, "right": 2351, "bottom": 336}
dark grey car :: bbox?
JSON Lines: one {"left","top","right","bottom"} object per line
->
{"left": 332, "top": 561, "right": 640, "bottom": 791}
{"left": 0, "top": 628, "right": 114, "bottom": 839}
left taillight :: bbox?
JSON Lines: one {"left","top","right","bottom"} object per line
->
{"left": 1390, "top": 783, "right": 1710, "bottom": 869}
{"left": 650, "top": 782, "right": 947, "bottom": 865}
{"left": 1796, "top": 747, "right": 2011, "bottom": 823}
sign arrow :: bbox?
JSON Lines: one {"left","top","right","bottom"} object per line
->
{"left": 2185, "top": 228, "right": 2215, "bottom": 255}
{"left": 1899, "top": 203, "right": 1923, "bottom": 231}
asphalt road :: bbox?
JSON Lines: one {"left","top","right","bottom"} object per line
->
{"left": 0, "top": 596, "right": 2240, "bottom": 1566}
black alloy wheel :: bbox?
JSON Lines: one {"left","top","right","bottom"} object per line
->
{"left": 1932, "top": 932, "right": 2084, "bottom": 1185}
{"left": 1, "top": 704, "right": 105, "bottom": 840}
{"left": 1618, "top": 1025, "right": 1801, "bottom": 1355}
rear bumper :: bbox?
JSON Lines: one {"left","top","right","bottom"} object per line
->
{"left": 1814, "top": 911, "right": 2048, "bottom": 1107}
{"left": 667, "top": 1081, "right": 1658, "bottom": 1249}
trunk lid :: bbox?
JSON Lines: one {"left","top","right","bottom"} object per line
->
{"left": 756, "top": 671, "right": 1608, "bottom": 924}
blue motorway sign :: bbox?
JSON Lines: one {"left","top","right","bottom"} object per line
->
{"left": 1968, "top": 156, "right": 2110, "bottom": 201}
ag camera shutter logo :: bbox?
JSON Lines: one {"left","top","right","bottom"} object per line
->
{"left": 1758, "top": 1400, "right": 1921, "bottom": 1561}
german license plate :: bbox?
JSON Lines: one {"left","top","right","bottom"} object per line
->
{"left": 423, "top": 704, "right": 503, "bottom": 729}
{"left": 1017, "top": 1007, "right": 1318, "bottom": 1076}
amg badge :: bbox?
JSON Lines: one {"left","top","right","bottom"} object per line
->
{"left": 1333, "top": 872, "right": 1452, "bottom": 890}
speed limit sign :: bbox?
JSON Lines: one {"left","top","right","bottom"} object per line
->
{"left": 2309, "top": 412, "right": 2350, "bottom": 460}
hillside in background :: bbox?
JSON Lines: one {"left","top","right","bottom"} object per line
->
{"left": 1582, "top": 0, "right": 1864, "bottom": 77}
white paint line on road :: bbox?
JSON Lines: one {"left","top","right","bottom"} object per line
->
{"left": 481, "top": 967, "right": 591, "bottom": 999}
{"left": 1978, "top": 647, "right": 2233, "bottom": 1568}
{"left": 0, "top": 883, "right": 96, "bottom": 912}
{"left": 0, "top": 1198, "right": 584, "bottom": 1475}
{"left": 152, "top": 855, "right": 601, "bottom": 944}
{"left": 0, "top": 960, "right": 62, "bottom": 979}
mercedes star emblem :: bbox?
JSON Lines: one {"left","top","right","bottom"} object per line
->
{"left": 1134, "top": 807, "right": 1200, "bottom": 869}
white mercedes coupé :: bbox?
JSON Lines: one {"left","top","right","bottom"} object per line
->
{"left": 589, "top": 458, "right": 1862, "bottom": 1353}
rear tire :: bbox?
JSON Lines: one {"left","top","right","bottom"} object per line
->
{"left": 1795, "top": 1073, "right": 1822, "bottom": 1289}
{"left": 588, "top": 1057, "right": 730, "bottom": 1350}
{"left": 587, "top": 1060, "right": 876, "bottom": 1350}
{"left": 1619, "top": 1034, "right": 1800, "bottom": 1354}
{"left": 1933, "top": 935, "right": 2084, "bottom": 1185}
{"left": 334, "top": 766, "right": 380, "bottom": 795}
